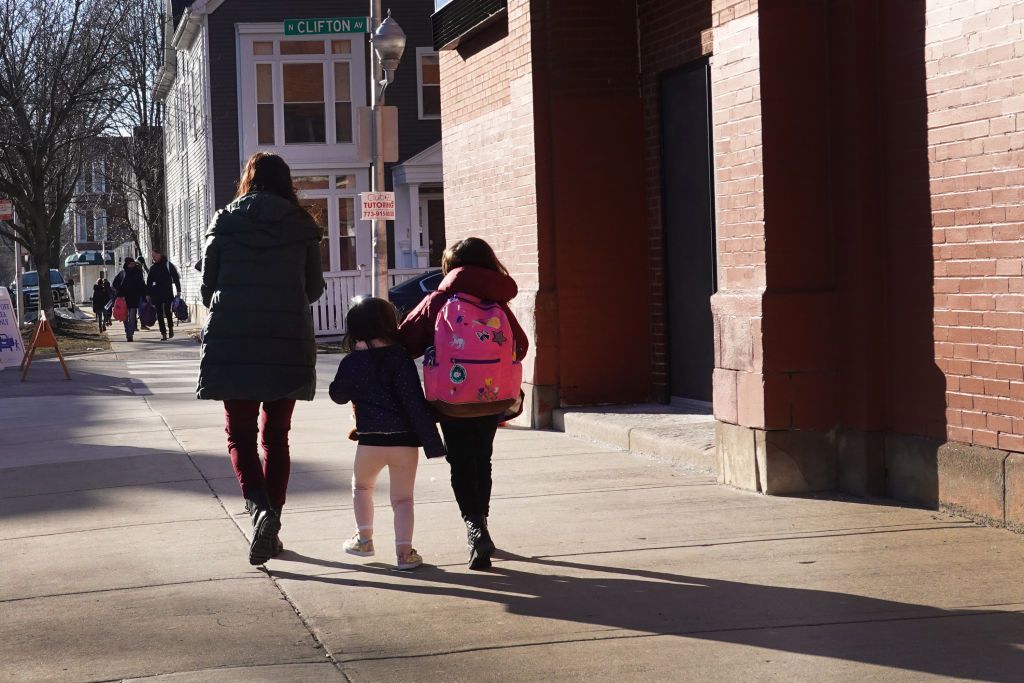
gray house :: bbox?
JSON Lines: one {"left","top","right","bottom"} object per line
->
{"left": 156, "top": 0, "right": 443, "bottom": 332}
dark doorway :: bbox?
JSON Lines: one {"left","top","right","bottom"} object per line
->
{"left": 425, "top": 197, "right": 446, "bottom": 267}
{"left": 661, "top": 59, "right": 717, "bottom": 402}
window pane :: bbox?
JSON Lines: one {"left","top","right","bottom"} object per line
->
{"left": 256, "top": 64, "right": 272, "bottom": 102}
{"left": 253, "top": 41, "right": 273, "bottom": 55}
{"left": 283, "top": 63, "right": 324, "bottom": 102}
{"left": 421, "top": 55, "right": 440, "bottom": 85}
{"left": 283, "top": 63, "right": 325, "bottom": 143}
{"left": 335, "top": 174, "right": 356, "bottom": 189}
{"left": 257, "top": 104, "right": 274, "bottom": 144}
{"left": 422, "top": 86, "right": 441, "bottom": 117}
{"left": 285, "top": 104, "right": 326, "bottom": 143}
{"left": 339, "top": 198, "right": 356, "bottom": 271}
{"left": 301, "top": 198, "right": 329, "bottom": 271}
{"left": 335, "top": 102, "right": 353, "bottom": 142}
{"left": 294, "top": 175, "right": 330, "bottom": 190}
{"left": 331, "top": 40, "right": 351, "bottom": 54}
{"left": 281, "top": 40, "right": 325, "bottom": 55}
{"left": 334, "top": 62, "right": 351, "bottom": 101}
{"left": 339, "top": 197, "right": 355, "bottom": 234}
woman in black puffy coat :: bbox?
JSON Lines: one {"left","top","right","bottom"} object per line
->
{"left": 197, "top": 152, "right": 325, "bottom": 565}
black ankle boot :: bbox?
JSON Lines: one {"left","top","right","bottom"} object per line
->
{"left": 244, "top": 491, "right": 281, "bottom": 566}
{"left": 270, "top": 507, "right": 284, "bottom": 558}
{"left": 465, "top": 514, "right": 494, "bottom": 570}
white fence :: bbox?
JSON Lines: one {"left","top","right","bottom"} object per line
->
{"left": 311, "top": 268, "right": 427, "bottom": 336}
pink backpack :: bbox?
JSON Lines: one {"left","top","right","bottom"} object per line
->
{"left": 423, "top": 293, "right": 522, "bottom": 417}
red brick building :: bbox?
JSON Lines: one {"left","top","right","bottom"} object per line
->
{"left": 434, "top": 0, "right": 1024, "bottom": 524}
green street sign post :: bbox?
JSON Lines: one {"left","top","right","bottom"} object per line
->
{"left": 284, "top": 17, "right": 369, "bottom": 36}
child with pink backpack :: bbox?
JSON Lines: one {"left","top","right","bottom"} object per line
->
{"left": 399, "top": 238, "right": 528, "bottom": 570}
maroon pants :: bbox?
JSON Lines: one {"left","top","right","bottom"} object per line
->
{"left": 224, "top": 399, "right": 296, "bottom": 509}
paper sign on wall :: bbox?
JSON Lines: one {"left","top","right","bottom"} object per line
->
{"left": 0, "top": 287, "right": 24, "bottom": 368}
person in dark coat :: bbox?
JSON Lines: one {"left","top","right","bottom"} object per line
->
{"left": 112, "top": 257, "right": 146, "bottom": 342}
{"left": 92, "top": 275, "right": 112, "bottom": 332}
{"left": 146, "top": 249, "right": 181, "bottom": 340}
{"left": 197, "top": 152, "right": 325, "bottom": 566}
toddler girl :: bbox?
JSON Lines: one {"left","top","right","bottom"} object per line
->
{"left": 329, "top": 296, "right": 445, "bottom": 570}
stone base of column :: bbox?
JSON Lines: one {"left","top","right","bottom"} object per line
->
{"left": 716, "top": 420, "right": 1024, "bottom": 531}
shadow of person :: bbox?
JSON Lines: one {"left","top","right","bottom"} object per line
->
{"left": 271, "top": 550, "right": 1024, "bottom": 680}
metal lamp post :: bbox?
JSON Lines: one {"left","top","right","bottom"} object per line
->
{"left": 369, "top": 7, "right": 406, "bottom": 299}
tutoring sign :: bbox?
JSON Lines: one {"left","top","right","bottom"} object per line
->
{"left": 0, "top": 287, "right": 24, "bottom": 368}
{"left": 360, "top": 192, "right": 396, "bottom": 220}
{"left": 284, "top": 17, "right": 369, "bottom": 36}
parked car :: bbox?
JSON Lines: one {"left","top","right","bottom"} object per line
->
{"left": 389, "top": 270, "right": 442, "bottom": 318}
{"left": 9, "top": 269, "right": 73, "bottom": 313}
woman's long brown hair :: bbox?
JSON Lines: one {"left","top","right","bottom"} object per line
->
{"left": 234, "top": 152, "right": 301, "bottom": 206}
{"left": 441, "top": 237, "right": 510, "bottom": 276}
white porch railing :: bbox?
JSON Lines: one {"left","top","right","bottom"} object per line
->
{"left": 311, "top": 268, "right": 428, "bottom": 336}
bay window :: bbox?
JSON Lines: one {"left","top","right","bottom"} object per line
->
{"left": 294, "top": 173, "right": 364, "bottom": 274}
{"left": 240, "top": 32, "right": 363, "bottom": 157}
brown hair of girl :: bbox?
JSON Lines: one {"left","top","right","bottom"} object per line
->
{"left": 342, "top": 296, "right": 402, "bottom": 352}
{"left": 441, "top": 237, "right": 509, "bottom": 276}
{"left": 234, "top": 152, "right": 301, "bottom": 206}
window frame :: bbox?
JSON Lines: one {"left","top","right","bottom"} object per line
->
{"left": 293, "top": 171, "right": 366, "bottom": 274}
{"left": 416, "top": 47, "right": 441, "bottom": 120}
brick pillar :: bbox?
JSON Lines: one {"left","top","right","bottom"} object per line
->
{"left": 708, "top": 10, "right": 777, "bottom": 490}
{"left": 713, "top": 1, "right": 940, "bottom": 497}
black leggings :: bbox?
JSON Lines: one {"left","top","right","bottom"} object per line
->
{"left": 441, "top": 415, "right": 500, "bottom": 520}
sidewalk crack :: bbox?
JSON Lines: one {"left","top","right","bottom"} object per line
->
{"left": 147, "top": 400, "right": 352, "bottom": 683}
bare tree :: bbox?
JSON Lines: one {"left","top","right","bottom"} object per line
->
{"left": 107, "top": 0, "right": 166, "bottom": 255}
{"left": 0, "top": 0, "right": 124, "bottom": 319}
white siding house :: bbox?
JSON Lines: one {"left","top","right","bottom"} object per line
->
{"left": 155, "top": 3, "right": 214, "bottom": 323}
{"left": 155, "top": 0, "right": 439, "bottom": 335}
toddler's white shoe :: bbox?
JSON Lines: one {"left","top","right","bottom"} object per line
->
{"left": 343, "top": 533, "right": 374, "bottom": 557}
{"left": 396, "top": 547, "right": 423, "bottom": 570}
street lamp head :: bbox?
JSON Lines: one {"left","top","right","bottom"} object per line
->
{"left": 373, "top": 10, "right": 407, "bottom": 79}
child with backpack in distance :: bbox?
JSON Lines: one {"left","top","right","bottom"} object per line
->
{"left": 329, "top": 297, "right": 446, "bottom": 570}
{"left": 399, "top": 237, "right": 529, "bottom": 570}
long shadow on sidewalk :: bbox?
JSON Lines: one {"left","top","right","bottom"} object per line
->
{"left": 272, "top": 551, "right": 1024, "bottom": 680}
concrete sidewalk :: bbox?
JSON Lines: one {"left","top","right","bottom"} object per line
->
{"left": 3, "top": 334, "right": 1024, "bottom": 681}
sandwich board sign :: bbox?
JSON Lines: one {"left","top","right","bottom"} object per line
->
{"left": 0, "top": 286, "right": 24, "bottom": 368}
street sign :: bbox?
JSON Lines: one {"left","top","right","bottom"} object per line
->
{"left": 0, "top": 199, "right": 13, "bottom": 221}
{"left": 284, "top": 17, "right": 369, "bottom": 36}
{"left": 360, "top": 192, "right": 396, "bottom": 221}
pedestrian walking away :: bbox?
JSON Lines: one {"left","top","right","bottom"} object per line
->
{"left": 112, "top": 257, "right": 146, "bottom": 342}
{"left": 92, "top": 274, "right": 112, "bottom": 332}
{"left": 196, "top": 152, "right": 325, "bottom": 566}
{"left": 399, "top": 237, "right": 529, "bottom": 570}
{"left": 329, "top": 297, "right": 446, "bottom": 571}
{"left": 147, "top": 248, "right": 181, "bottom": 340}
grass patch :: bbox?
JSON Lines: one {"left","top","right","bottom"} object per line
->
{"left": 20, "top": 316, "right": 111, "bottom": 356}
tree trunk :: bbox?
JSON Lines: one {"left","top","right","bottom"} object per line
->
{"left": 33, "top": 250, "right": 54, "bottom": 321}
